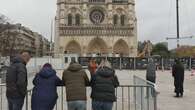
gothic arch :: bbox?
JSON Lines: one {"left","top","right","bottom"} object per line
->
{"left": 113, "top": 39, "right": 129, "bottom": 56}
{"left": 113, "top": 8, "right": 127, "bottom": 26}
{"left": 66, "top": 7, "right": 83, "bottom": 25}
{"left": 87, "top": 37, "right": 108, "bottom": 54}
{"left": 114, "top": 8, "right": 127, "bottom": 15}
{"left": 66, "top": 7, "right": 83, "bottom": 15}
{"left": 65, "top": 40, "right": 81, "bottom": 54}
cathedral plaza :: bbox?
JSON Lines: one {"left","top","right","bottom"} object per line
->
{"left": 17, "top": 69, "right": 195, "bottom": 110}
{"left": 1, "top": 60, "right": 195, "bottom": 110}
{"left": 32, "top": 69, "right": 195, "bottom": 110}
{"left": 1, "top": 0, "right": 195, "bottom": 110}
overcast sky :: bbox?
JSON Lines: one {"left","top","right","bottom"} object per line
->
{"left": 0, "top": 0, "right": 194, "bottom": 49}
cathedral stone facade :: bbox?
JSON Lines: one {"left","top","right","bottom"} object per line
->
{"left": 54, "top": 0, "right": 137, "bottom": 57}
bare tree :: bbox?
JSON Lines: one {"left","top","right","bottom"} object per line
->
{"left": 0, "top": 14, "right": 8, "bottom": 24}
{"left": 0, "top": 14, "right": 9, "bottom": 33}
{"left": 0, "top": 15, "right": 19, "bottom": 56}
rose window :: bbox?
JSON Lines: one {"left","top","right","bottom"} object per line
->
{"left": 90, "top": 9, "right": 105, "bottom": 24}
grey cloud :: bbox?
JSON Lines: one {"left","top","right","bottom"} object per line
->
{"left": 136, "top": 0, "right": 195, "bottom": 49}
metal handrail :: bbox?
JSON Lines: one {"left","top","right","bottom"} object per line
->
{"left": 133, "top": 75, "right": 155, "bottom": 87}
{"left": 133, "top": 75, "right": 157, "bottom": 110}
{"left": 0, "top": 74, "right": 157, "bottom": 110}
{"left": 0, "top": 84, "right": 157, "bottom": 110}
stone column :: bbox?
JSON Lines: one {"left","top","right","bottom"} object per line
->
{"left": 107, "top": 0, "right": 113, "bottom": 24}
{"left": 83, "top": 1, "right": 88, "bottom": 24}
{"left": 54, "top": 1, "right": 61, "bottom": 56}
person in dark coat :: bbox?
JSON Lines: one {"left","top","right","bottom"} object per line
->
{"left": 172, "top": 59, "right": 184, "bottom": 97}
{"left": 90, "top": 60, "right": 119, "bottom": 110}
{"left": 6, "top": 51, "right": 31, "bottom": 110}
{"left": 31, "top": 63, "right": 63, "bottom": 110}
{"left": 146, "top": 58, "right": 156, "bottom": 83}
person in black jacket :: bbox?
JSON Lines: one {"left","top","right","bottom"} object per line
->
{"left": 172, "top": 59, "right": 184, "bottom": 97}
{"left": 90, "top": 59, "right": 119, "bottom": 110}
{"left": 6, "top": 51, "right": 31, "bottom": 110}
{"left": 31, "top": 63, "right": 63, "bottom": 110}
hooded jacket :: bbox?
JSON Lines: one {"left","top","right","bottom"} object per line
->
{"left": 31, "top": 67, "right": 63, "bottom": 110}
{"left": 6, "top": 56, "right": 27, "bottom": 98}
{"left": 146, "top": 59, "right": 156, "bottom": 79}
{"left": 62, "top": 63, "right": 90, "bottom": 101}
{"left": 90, "top": 66, "right": 119, "bottom": 102}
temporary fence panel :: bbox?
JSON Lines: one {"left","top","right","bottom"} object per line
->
{"left": 179, "top": 57, "right": 191, "bottom": 70}
{"left": 133, "top": 76, "right": 157, "bottom": 110}
{"left": 121, "top": 57, "right": 134, "bottom": 69}
{"left": 191, "top": 58, "right": 195, "bottom": 69}
{"left": 135, "top": 58, "right": 148, "bottom": 70}
{"left": 0, "top": 78, "right": 157, "bottom": 110}
{"left": 162, "top": 58, "right": 175, "bottom": 70}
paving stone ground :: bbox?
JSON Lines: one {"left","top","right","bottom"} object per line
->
{"left": 53, "top": 70, "right": 195, "bottom": 110}
{"left": 1, "top": 70, "right": 195, "bottom": 110}
{"left": 113, "top": 70, "right": 195, "bottom": 110}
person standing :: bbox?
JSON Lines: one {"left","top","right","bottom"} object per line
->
{"left": 172, "top": 59, "right": 184, "bottom": 97}
{"left": 90, "top": 60, "right": 119, "bottom": 110}
{"left": 146, "top": 58, "right": 156, "bottom": 83}
{"left": 62, "top": 62, "right": 89, "bottom": 110}
{"left": 6, "top": 51, "right": 31, "bottom": 110}
{"left": 31, "top": 63, "right": 63, "bottom": 110}
{"left": 88, "top": 59, "right": 98, "bottom": 76}
{"left": 146, "top": 58, "right": 158, "bottom": 97}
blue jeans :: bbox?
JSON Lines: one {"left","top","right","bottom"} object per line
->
{"left": 67, "top": 101, "right": 86, "bottom": 110}
{"left": 92, "top": 101, "right": 113, "bottom": 110}
{"left": 7, "top": 98, "right": 24, "bottom": 110}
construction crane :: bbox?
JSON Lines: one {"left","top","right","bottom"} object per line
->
{"left": 137, "top": 41, "right": 153, "bottom": 58}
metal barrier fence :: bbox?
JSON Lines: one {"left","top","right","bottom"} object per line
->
{"left": 133, "top": 76, "right": 157, "bottom": 110}
{"left": 79, "top": 57, "right": 195, "bottom": 70}
{"left": 0, "top": 76, "right": 157, "bottom": 110}
{"left": 2, "top": 56, "right": 195, "bottom": 72}
{"left": 0, "top": 84, "right": 32, "bottom": 110}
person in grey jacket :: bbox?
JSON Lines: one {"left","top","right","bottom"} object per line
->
{"left": 146, "top": 58, "right": 156, "bottom": 83}
{"left": 6, "top": 51, "right": 31, "bottom": 110}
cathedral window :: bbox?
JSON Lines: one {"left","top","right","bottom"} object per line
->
{"left": 89, "top": 0, "right": 105, "bottom": 2}
{"left": 113, "top": 0, "right": 128, "bottom": 3}
{"left": 121, "top": 15, "right": 125, "bottom": 26}
{"left": 68, "top": 14, "right": 72, "bottom": 26}
{"left": 75, "top": 14, "right": 81, "bottom": 25}
{"left": 113, "top": 15, "right": 118, "bottom": 25}
{"left": 90, "top": 9, "right": 105, "bottom": 24}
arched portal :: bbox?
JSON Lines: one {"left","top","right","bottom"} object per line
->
{"left": 87, "top": 37, "right": 108, "bottom": 54}
{"left": 113, "top": 39, "right": 129, "bottom": 56}
{"left": 65, "top": 40, "right": 81, "bottom": 54}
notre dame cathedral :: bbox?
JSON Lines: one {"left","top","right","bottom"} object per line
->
{"left": 54, "top": 0, "right": 137, "bottom": 57}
